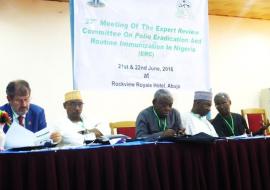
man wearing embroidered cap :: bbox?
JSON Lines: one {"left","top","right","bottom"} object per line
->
{"left": 64, "top": 90, "right": 85, "bottom": 123}
{"left": 51, "top": 90, "right": 110, "bottom": 146}
{"left": 181, "top": 91, "right": 218, "bottom": 137}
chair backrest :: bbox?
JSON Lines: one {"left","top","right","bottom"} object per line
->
{"left": 241, "top": 108, "right": 267, "bottom": 134}
{"left": 109, "top": 121, "right": 136, "bottom": 139}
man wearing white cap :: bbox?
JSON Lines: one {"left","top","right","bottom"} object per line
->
{"left": 51, "top": 90, "right": 109, "bottom": 146}
{"left": 181, "top": 91, "right": 218, "bottom": 137}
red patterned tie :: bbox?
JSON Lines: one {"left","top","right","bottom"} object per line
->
{"left": 18, "top": 116, "right": 24, "bottom": 127}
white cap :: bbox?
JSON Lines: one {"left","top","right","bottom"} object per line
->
{"left": 194, "top": 91, "right": 212, "bottom": 101}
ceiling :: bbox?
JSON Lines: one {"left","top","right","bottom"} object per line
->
{"left": 208, "top": 0, "right": 270, "bottom": 20}
{"left": 46, "top": 0, "right": 270, "bottom": 20}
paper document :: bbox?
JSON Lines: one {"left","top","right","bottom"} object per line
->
{"left": 5, "top": 123, "right": 36, "bottom": 148}
{"left": 34, "top": 127, "right": 52, "bottom": 146}
{"left": 226, "top": 134, "right": 249, "bottom": 140}
{"left": 4, "top": 123, "right": 51, "bottom": 149}
{"left": 102, "top": 134, "right": 131, "bottom": 140}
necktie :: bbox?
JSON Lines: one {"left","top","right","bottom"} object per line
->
{"left": 18, "top": 116, "right": 24, "bottom": 127}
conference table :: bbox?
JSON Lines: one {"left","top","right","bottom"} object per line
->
{"left": 0, "top": 137, "right": 270, "bottom": 190}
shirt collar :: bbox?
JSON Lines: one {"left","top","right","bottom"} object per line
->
{"left": 191, "top": 112, "right": 204, "bottom": 119}
{"left": 11, "top": 108, "right": 26, "bottom": 119}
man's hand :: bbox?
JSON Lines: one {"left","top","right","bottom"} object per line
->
{"left": 257, "top": 119, "right": 270, "bottom": 135}
{"left": 178, "top": 128, "right": 186, "bottom": 136}
{"left": 261, "top": 119, "right": 270, "bottom": 130}
{"left": 162, "top": 129, "right": 176, "bottom": 137}
{"left": 86, "top": 128, "right": 103, "bottom": 138}
{"left": 50, "top": 132, "right": 62, "bottom": 144}
{"left": 252, "top": 119, "right": 270, "bottom": 136}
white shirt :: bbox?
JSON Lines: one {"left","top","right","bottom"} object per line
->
{"left": 181, "top": 112, "right": 218, "bottom": 137}
{"left": 49, "top": 115, "right": 110, "bottom": 147}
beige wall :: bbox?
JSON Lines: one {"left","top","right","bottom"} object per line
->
{"left": 1, "top": 0, "right": 270, "bottom": 125}
{"left": 0, "top": 0, "right": 73, "bottom": 123}
{"left": 209, "top": 16, "right": 270, "bottom": 116}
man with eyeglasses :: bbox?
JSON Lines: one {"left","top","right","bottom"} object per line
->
{"left": 0, "top": 79, "right": 61, "bottom": 143}
{"left": 51, "top": 90, "right": 108, "bottom": 146}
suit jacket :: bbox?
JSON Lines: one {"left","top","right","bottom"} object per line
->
{"left": 211, "top": 112, "right": 247, "bottom": 137}
{"left": 0, "top": 103, "right": 47, "bottom": 133}
{"left": 136, "top": 106, "right": 182, "bottom": 139}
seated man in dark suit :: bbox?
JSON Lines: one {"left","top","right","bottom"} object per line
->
{"left": 211, "top": 92, "right": 248, "bottom": 137}
{"left": 212, "top": 92, "right": 269, "bottom": 137}
{"left": 136, "top": 89, "right": 184, "bottom": 139}
{"left": 0, "top": 79, "right": 61, "bottom": 143}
